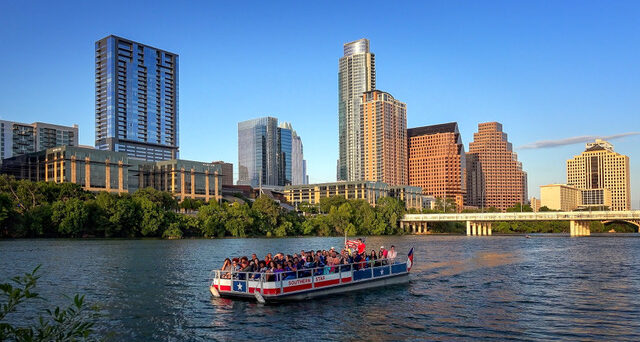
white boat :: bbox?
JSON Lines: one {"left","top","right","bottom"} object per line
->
{"left": 209, "top": 249, "right": 414, "bottom": 303}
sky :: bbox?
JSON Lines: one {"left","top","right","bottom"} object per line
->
{"left": 0, "top": 1, "right": 639, "bottom": 208}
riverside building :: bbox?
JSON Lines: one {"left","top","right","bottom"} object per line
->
{"left": 95, "top": 35, "right": 179, "bottom": 161}
{"left": 0, "top": 120, "right": 78, "bottom": 164}
{"left": 0, "top": 145, "right": 224, "bottom": 201}
{"left": 338, "top": 38, "right": 376, "bottom": 182}
{"left": 465, "top": 122, "right": 528, "bottom": 211}
{"left": 284, "top": 181, "right": 425, "bottom": 210}
{"left": 361, "top": 90, "right": 407, "bottom": 186}
{"left": 566, "top": 139, "right": 630, "bottom": 211}
{"left": 407, "top": 122, "right": 466, "bottom": 210}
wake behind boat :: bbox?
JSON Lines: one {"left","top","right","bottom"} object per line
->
{"left": 209, "top": 245, "right": 414, "bottom": 303}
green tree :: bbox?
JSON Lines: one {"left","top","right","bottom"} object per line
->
{"left": 251, "top": 196, "right": 282, "bottom": 235}
{"left": 136, "top": 196, "right": 166, "bottom": 236}
{"left": 133, "top": 187, "right": 178, "bottom": 211}
{"left": 197, "top": 202, "right": 228, "bottom": 237}
{"left": 0, "top": 193, "right": 15, "bottom": 237}
{"left": 328, "top": 202, "right": 352, "bottom": 235}
{"left": 109, "top": 196, "right": 141, "bottom": 237}
{"left": 0, "top": 266, "right": 101, "bottom": 341}
{"left": 225, "top": 202, "right": 253, "bottom": 237}
{"left": 506, "top": 202, "right": 533, "bottom": 212}
{"left": 51, "top": 198, "right": 89, "bottom": 237}
{"left": 297, "top": 201, "right": 317, "bottom": 214}
{"left": 375, "top": 197, "right": 405, "bottom": 235}
{"left": 318, "top": 196, "right": 347, "bottom": 214}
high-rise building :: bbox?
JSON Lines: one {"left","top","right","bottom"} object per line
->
{"left": 338, "top": 38, "right": 376, "bottom": 181}
{"left": 567, "top": 139, "right": 630, "bottom": 211}
{"left": 211, "top": 161, "right": 234, "bottom": 186}
{"left": 361, "top": 90, "right": 407, "bottom": 186}
{"left": 407, "top": 122, "right": 466, "bottom": 209}
{"left": 286, "top": 123, "right": 308, "bottom": 185}
{"left": 277, "top": 123, "right": 293, "bottom": 186}
{"left": 95, "top": 35, "right": 179, "bottom": 161}
{"left": 466, "top": 122, "right": 527, "bottom": 211}
{"left": 0, "top": 120, "right": 78, "bottom": 163}
{"left": 238, "top": 117, "right": 307, "bottom": 187}
{"left": 238, "top": 117, "right": 278, "bottom": 187}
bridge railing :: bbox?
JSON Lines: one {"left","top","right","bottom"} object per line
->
{"left": 402, "top": 210, "right": 640, "bottom": 222}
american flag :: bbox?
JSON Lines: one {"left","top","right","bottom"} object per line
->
{"left": 345, "top": 239, "right": 360, "bottom": 249}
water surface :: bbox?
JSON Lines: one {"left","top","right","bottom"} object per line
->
{"left": 1, "top": 235, "right": 639, "bottom": 341}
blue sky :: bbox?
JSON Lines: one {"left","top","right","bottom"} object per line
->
{"left": 1, "top": 1, "right": 638, "bottom": 208}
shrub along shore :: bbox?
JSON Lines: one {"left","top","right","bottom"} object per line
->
{"left": 0, "top": 175, "right": 634, "bottom": 238}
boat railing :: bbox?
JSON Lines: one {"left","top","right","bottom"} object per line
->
{"left": 210, "top": 257, "right": 405, "bottom": 293}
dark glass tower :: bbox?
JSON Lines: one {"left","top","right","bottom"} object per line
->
{"left": 95, "top": 35, "right": 179, "bottom": 161}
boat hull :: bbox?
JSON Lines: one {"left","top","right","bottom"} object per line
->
{"left": 210, "top": 262, "right": 411, "bottom": 303}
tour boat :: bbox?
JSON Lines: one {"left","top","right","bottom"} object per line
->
{"left": 209, "top": 248, "right": 413, "bottom": 303}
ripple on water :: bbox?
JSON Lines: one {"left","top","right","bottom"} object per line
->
{"left": 1, "top": 236, "right": 640, "bottom": 341}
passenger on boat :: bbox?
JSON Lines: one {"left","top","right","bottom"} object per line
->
{"left": 284, "top": 261, "right": 297, "bottom": 280}
{"left": 357, "top": 238, "right": 366, "bottom": 255}
{"left": 253, "top": 260, "right": 267, "bottom": 279}
{"left": 221, "top": 258, "right": 232, "bottom": 278}
{"left": 388, "top": 245, "right": 397, "bottom": 264}
{"left": 368, "top": 250, "right": 378, "bottom": 267}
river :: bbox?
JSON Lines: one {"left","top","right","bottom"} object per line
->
{"left": 1, "top": 235, "right": 640, "bottom": 341}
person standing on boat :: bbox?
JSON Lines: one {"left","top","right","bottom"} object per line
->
{"left": 357, "top": 238, "right": 366, "bottom": 256}
{"left": 387, "top": 245, "right": 397, "bottom": 264}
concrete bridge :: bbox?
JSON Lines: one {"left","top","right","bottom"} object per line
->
{"left": 400, "top": 211, "right": 640, "bottom": 237}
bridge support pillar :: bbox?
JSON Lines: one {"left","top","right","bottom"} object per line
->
{"left": 570, "top": 220, "right": 591, "bottom": 237}
{"left": 488, "top": 222, "right": 492, "bottom": 236}
{"left": 466, "top": 221, "right": 471, "bottom": 236}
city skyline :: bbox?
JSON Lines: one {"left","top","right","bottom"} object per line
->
{"left": 1, "top": 1, "right": 639, "bottom": 207}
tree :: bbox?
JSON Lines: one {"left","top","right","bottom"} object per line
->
{"left": 197, "top": 202, "right": 228, "bottom": 237}
{"left": 51, "top": 199, "right": 89, "bottom": 237}
{"left": 109, "top": 196, "right": 142, "bottom": 237}
{"left": 375, "top": 197, "right": 405, "bottom": 235}
{"left": 225, "top": 202, "right": 253, "bottom": 237}
{"left": 328, "top": 202, "right": 352, "bottom": 235}
{"left": 433, "top": 197, "right": 457, "bottom": 213}
{"left": 0, "top": 193, "right": 15, "bottom": 237}
{"left": 133, "top": 187, "right": 178, "bottom": 211}
{"left": 506, "top": 202, "right": 533, "bottom": 212}
{"left": 136, "top": 196, "right": 166, "bottom": 236}
{"left": 251, "top": 196, "right": 282, "bottom": 235}
{"left": 318, "top": 196, "right": 347, "bottom": 214}
{"left": 0, "top": 266, "right": 100, "bottom": 341}
{"left": 297, "top": 201, "right": 317, "bottom": 214}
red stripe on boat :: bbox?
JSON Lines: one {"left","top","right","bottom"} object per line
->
{"left": 218, "top": 285, "right": 231, "bottom": 291}
{"left": 315, "top": 279, "right": 340, "bottom": 288}
{"left": 283, "top": 283, "right": 313, "bottom": 293}
{"left": 342, "top": 277, "right": 352, "bottom": 283}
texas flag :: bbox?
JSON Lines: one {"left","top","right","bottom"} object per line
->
{"left": 407, "top": 247, "right": 414, "bottom": 271}
{"left": 232, "top": 281, "right": 247, "bottom": 293}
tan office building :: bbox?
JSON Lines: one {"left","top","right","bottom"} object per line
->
{"left": 407, "top": 122, "right": 466, "bottom": 210}
{"left": 465, "top": 122, "right": 527, "bottom": 211}
{"left": 540, "top": 184, "right": 580, "bottom": 211}
{"left": 567, "top": 139, "right": 629, "bottom": 211}
{"left": 361, "top": 90, "right": 407, "bottom": 186}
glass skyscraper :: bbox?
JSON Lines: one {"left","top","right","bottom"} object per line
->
{"left": 337, "top": 38, "right": 376, "bottom": 181}
{"left": 95, "top": 35, "right": 179, "bottom": 161}
{"left": 237, "top": 117, "right": 278, "bottom": 187}
{"left": 238, "top": 117, "right": 306, "bottom": 187}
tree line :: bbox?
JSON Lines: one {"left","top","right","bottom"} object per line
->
{"left": 0, "top": 175, "right": 407, "bottom": 239}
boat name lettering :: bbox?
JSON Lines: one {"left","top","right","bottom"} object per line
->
{"left": 314, "top": 275, "right": 325, "bottom": 282}
{"left": 287, "top": 278, "right": 311, "bottom": 286}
